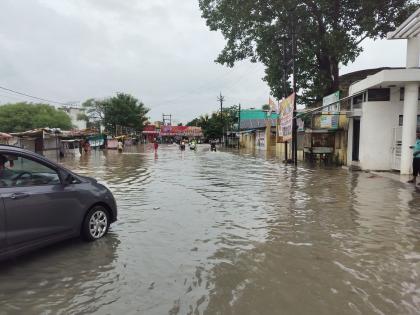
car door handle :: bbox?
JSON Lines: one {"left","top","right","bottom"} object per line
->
{"left": 9, "top": 193, "right": 29, "bottom": 200}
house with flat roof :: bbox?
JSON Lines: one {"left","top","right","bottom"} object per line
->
{"left": 347, "top": 69, "right": 420, "bottom": 171}
{"left": 346, "top": 9, "right": 420, "bottom": 173}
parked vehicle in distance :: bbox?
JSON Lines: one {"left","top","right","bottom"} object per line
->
{"left": 0, "top": 145, "right": 117, "bottom": 261}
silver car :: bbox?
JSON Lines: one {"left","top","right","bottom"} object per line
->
{"left": 0, "top": 145, "right": 117, "bottom": 261}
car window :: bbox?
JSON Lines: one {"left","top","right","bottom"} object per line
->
{"left": 0, "top": 153, "right": 61, "bottom": 187}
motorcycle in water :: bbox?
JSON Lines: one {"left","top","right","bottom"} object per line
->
{"left": 189, "top": 142, "right": 197, "bottom": 151}
{"left": 210, "top": 142, "right": 217, "bottom": 152}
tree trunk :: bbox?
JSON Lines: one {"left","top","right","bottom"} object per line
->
{"left": 318, "top": 52, "right": 340, "bottom": 96}
{"left": 330, "top": 56, "right": 340, "bottom": 94}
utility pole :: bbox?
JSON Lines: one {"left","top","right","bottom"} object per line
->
{"left": 217, "top": 92, "right": 225, "bottom": 145}
{"left": 162, "top": 113, "right": 172, "bottom": 126}
{"left": 280, "top": 10, "right": 298, "bottom": 165}
{"left": 238, "top": 103, "right": 241, "bottom": 149}
{"left": 282, "top": 36, "right": 288, "bottom": 162}
{"left": 291, "top": 18, "right": 298, "bottom": 166}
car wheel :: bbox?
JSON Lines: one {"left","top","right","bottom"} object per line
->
{"left": 82, "top": 206, "right": 110, "bottom": 241}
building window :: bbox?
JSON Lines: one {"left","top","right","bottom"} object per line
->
{"left": 399, "top": 87, "right": 420, "bottom": 101}
{"left": 352, "top": 93, "right": 365, "bottom": 107}
{"left": 367, "top": 88, "right": 390, "bottom": 102}
{"left": 399, "top": 115, "right": 420, "bottom": 133}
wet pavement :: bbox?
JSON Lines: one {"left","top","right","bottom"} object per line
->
{"left": 1, "top": 144, "right": 420, "bottom": 315}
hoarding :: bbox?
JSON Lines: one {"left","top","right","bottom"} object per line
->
{"left": 323, "top": 91, "right": 340, "bottom": 112}
{"left": 279, "top": 93, "right": 295, "bottom": 141}
{"left": 320, "top": 113, "right": 339, "bottom": 129}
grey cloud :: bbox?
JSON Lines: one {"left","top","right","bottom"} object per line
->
{"left": 0, "top": 0, "right": 406, "bottom": 122}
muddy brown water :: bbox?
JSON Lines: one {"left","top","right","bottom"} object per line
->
{"left": 1, "top": 144, "right": 420, "bottom": 315}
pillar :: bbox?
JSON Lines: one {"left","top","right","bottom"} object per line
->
{"left": 406, "top": 38, "right": 420, "bottom": 68}
{"left": 400, "top": 83, "right": 418, "bottom": 174}
{"left": 400, "top": 37, "right": 420, "bottom": 174}
{"left": 265, "top": 120, "right": 271, "bottom": 151}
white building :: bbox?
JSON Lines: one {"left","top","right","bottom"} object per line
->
{"left": 347, "top": 9, "right": 420, "bottom": 173}
{"left": 60, "top": 106, "right": 87, "bottom": 130}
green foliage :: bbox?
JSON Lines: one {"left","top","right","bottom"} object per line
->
{"left": 199, "top": 0, "right": 416, "bottom": 105}
{"left": 81, "top": 98, "right": 107, "bottom": 125}
{"left": 82, "top": 93, "right": 149, "bottom": 134}
{"left": 0, "top": 102, "right": 72, "bottom": 132}
{"left": 76, "top": 112, "right": 89, "bottom": 122}
{"left": 262, "top": 104, "right": 270, "bottom": 111}
{"left": 187, "top": 105, "right": 239, "bottom": 139}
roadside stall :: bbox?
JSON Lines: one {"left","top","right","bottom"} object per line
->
{"left": 0, "top": 132, "right": 12, "bottom": 145}
{"left": 60, "top": 139, "right": 81, "bottom": 156}
{"left": 303, "top": 129, "right": 335, "bottom": 164}
{"left": 11, "top": 128, "right": 62, "bottom": 160}
{"left": 87, "top": 135, "right": 105, "bottom": 149}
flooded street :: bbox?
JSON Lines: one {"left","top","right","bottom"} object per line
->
{"left": 1, "top": 144, "right": 420, "bottom": 314}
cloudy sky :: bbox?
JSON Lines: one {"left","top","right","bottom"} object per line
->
{"left": 0, "top": 0, "right": 407, "bottom": 123}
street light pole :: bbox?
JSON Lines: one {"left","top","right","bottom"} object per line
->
{"left": 291, "top": 19, "right": 298, "bottom": 166}
{"left": 282, "top": 36, "right": 288, "bottom": 162}
{"left": 238, "top": 103, "right": 241, "bottom": 149}
{"left": 218, "top": 92, "right": 225, "bottom": 145}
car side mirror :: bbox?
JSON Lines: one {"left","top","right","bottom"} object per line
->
{"left": 59, "top": 170, "right": 73, "bottom": 185}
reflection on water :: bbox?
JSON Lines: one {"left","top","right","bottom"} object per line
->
{"left": 1, "top": 144, "right": 420, "bottom": 314}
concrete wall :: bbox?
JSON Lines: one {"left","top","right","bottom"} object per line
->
{"left": 275, "top": 142, "right": 304, "bottom": 161}
{"left": 256, "top": 129, "right": 266, "bottom": 149}
{"left": 239, "top": 133, "right": 256, "bottom": 150}
{"left": 347, "top": 118, "right": 354, "bottom": 166}
{"left": 334, "top": 130, "right": 348, "bottom": 165}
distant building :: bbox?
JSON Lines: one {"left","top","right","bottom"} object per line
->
{"left": 239, "top": 109, "right": 278, "bottom": 150}
{"left": 141, "top": 125, "right": 203, "bottom": 143}
{"left": 60, "top": 106, "right": 87, "bottom": 130}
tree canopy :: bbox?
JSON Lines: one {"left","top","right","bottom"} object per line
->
{"left": 187, "top": 105, "right": 239, "bottom": 139}
{"left": 199, "top": 0, "right": 416, "bottom": 104}
{"left": 81, "top": 93, "right": 149, "bottom": 134}
{"left": 0, "top": 103, "right": 72, "bottom": 133}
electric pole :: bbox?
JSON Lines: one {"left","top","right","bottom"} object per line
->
{"left": 282, "top": 36, "right": 288, "bottom": 162}
{"left": 217, "top": 92, "right": 225, "bottom": 145}
{"left": 238, "top": 103, "right": 241, "bottom": 149}
{"left": 162, "top": 113, "right": 172, "bottom": 126}
{"left": 291, "top": 18, "right": 298, "bottom": 166}
{"left": 280, "top": 10, "right": 298, "bottom": 166}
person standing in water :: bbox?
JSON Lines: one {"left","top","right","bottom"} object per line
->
{"left": 408, "top": 139, "right": 420, "bottom": 185}
{"left": 117, "top": 140, "right": 123, "bottom": 153}
{"left": 154, "top": 139, "right": 159, "bottom": 151}
{"left": 83, "top": 141, "right": 90, "bottom": 153}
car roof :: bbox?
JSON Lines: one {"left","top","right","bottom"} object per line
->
{"left": 0, "top": 145, "right": 59, "bottom": 167}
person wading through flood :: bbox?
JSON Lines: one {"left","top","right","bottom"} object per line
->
{"left": 408, "top": 138, "right": 420, "bottom": 185}
{"left": 117, "top": 140, "right": 124, "bottom": 153}
{"left": 83, "top": 141, "right": 90, "bottom": 153}
{"left": 154, "top": 139, "right": 159, "bottom": 152}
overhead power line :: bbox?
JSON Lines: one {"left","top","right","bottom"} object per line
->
{"left": 0, "top": 85, "right": 69, "bottom": 106}
{"left": 151, "top": 62, "right": 262, "bottom": 110}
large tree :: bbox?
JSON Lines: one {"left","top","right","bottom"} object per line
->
{"left": 199, "top": 0, "right": 416, "bottom": 104}
{"left": 0, "top": 103, "right": 72, "bottom": 133}
{"left": 81, "top": 93, "right": 149, "bottom": 134}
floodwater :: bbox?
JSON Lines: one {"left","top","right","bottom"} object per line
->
{"left": 1, "top": 144, "right": 420, "bottom": 315}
